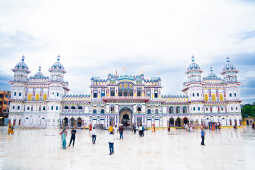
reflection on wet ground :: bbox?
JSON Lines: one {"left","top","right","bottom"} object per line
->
{"left": 0, "top": 127, "right": 254, "bottom": 170}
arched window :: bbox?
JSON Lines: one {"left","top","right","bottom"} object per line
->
{"left": 27, "top": 106, "right": 30, "bottom": 110}
{"left": 155, "top": 109, "right": 159, "bottom": 114}
{"left": 71, "top": 106, "right": 75, "bottom": 110}
{"left": 197, "top": 93, "right": 199, "bottom": 97}
{"left": 78, "top": 106, "right": 83, "bottom": 110}
{"left": 17, "top": 106, "right": 20, "bottom": 110}
{"left": 183, "top": 106, "right": 187, "bottom": 113}
{"left": 64, "top": 106, "right": 69, "bottom": 109}
{"left": 137, "top": 107, "right": 142, "bottom": 112}
{"left": 147, "top": 109, "right": 151, "bottom": 114}
{"left": 110, "top": 106, "right": 114, "bottom": 112}
{"left": 169, "top": 107, "right": 174, "bottom": 114}
{"left": 229, "top": 93, "right": 232, "bottom": 97}
{"left": 176, "top": 106, "right": 180, "bottom": 113}
{"left": 101, "top": 109, "right": 105, "bottom": 114}
{"left": 192, "top": 93, "right": 195, "bottom": 97}
{"left": 93, "top": 109, "right": 97, "bottom": 114}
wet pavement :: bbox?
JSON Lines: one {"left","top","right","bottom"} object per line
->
{"left": 0, "top": 127, "right": 254, "bottom": 170}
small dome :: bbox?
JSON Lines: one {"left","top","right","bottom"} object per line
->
{"left": 49, "top": 56, "right": 66, "bottom": 73}
{"left": 203, "top": 66, "right": 221, "bottom": 81}
{"left": 187, "top": 56, "right": 201, "bottom": 72}
{"left": 222, "top": 57, "right": 237, "bottom": 73}
{"left": 12, "top": 56, "right": 30, "bottom": 73}
{"left": 30, "top": 66, "right": 48, "bottom": 79}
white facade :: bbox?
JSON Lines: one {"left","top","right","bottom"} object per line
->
{"left": 9, "top": 56, "right": 69, "bottom": 128}
{"left": 9, "top": 56, "right": 242, "bottom": 128}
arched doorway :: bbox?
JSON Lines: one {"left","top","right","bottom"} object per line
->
{"left": 70, "top": 117, "right": 75, "bottom": 127}
{"left": 175, "top": 117, "right": 181, "bottom": 127}
{"left": 119, "top": 107, "right": 132, "bottom": 127}
{"left": 77, "top": 117, "right": 82, "bottom": 128}
{"left": 64, "top": 117, "right": 68, "bottom": 127}
{"left": 169, "top": 118, "right": 175, "bottom": 127}
{"left": 183, "top": 117, "right": 189, "bottom": 125}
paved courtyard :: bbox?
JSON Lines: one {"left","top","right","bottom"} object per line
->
{"left": 0, "top": 127, "right": 254, "bottom": 170}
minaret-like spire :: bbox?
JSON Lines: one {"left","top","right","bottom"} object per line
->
{"left": 226, "top": 57, "right": 230, "bottom": 63}
{"left": 57, "top": 55, "right": 60, "bottom": 62}
{"left": 210, "top": 66, "right": 214, "bottom": 73}
{"left": 38, "top": 66, "right": 41, "bottom": 72}
{"left": 192, "top": 55, "right": 195, "bottom": 63}
{"left": 22, "top": 55, "right": 25, "bottom": 62}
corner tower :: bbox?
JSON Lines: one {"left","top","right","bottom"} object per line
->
{"left": 12, "top": 56, "right": 30, "bottom": 82}
{"left": 183, "top": 56, "right": 203, "bottom": 114}
{"left": 48, "top": 56, "right": 66, "bottom": 82}
{"left": 221, "top": 57, "right": 238, "bottom": 83}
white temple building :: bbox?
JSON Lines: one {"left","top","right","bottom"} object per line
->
{"left": 8, "top": 56, "right": 242, "bottom": 128}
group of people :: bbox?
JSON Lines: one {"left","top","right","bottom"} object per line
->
{"left": 107, "top": 124, "right": 125, "bottom": 155}
{"left": 132, "top": 124, "right": 145, "bottom": 137}
{"left": 59, "top": 123, "right": 207, "bottom": 155}
{"left": 184, "top": 124, "right": 193, "bottom": 132}
{"left": 59, "top": 127, "right": 77, "bottom": 149}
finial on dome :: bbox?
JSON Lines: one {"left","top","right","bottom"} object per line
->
{"left": 57, "top": 55, "right": 60, "bottom": 62}
{"left": 38, "top": 66, "right": 41, "bottom": 72}
{"left": 22, "top": 55, "right": 25, "bottom": 62}
{"left": 192, "top": 55, "right": 195, "bottom": 63}
{"left": 210, "top": 66, "right": 214, "bottom": 73}
{"left": 226, "top": 57, "right": 230, "bottom": 63}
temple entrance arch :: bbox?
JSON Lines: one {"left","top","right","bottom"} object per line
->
{"left": 77, "top": 117, "right": 82, "bottom": 128}
{"left": 64, "top": 117, "right": 68, "bottom": 127}
{"left": 169, "top": 118, "right": 175, "bottom": 127}
{"left": 175, "top": 117, "right": 181, "bottom": 127}
{"left": 119, "top": 107, "right": 132, "bottom": 127}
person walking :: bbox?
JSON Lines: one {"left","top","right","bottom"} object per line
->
{"left": 91, "top": 127, "right": 96, "bottom": 144}
{"left": 108, "top": 132, "right": 115, "bottom": 155}
{"left": 139, "top": 125, "right": 143, "bottom": 137}
{"left": 133, "top": 124, "right": 137, "bottom": 134}
{"left": 152, "top": 123, "right": 156, "bottom": 133}
{"left": 89, "top": 124, "right": 92, "bottom": 133}
{"left": 69, "top": 127, "right": 77, "bottom": 147}
{"left": 119, "top": 125, "right": 124, "bottom": 140}
{"left": 108, "top": 125, "right": 113, "bottom": 133}
{"left": 201, "top": 127, "right": 205, "bottom": 146}
{"left": 60, "top": 128, "right": 67, "bottom": 149}
{"left": 142, "top": 125, "right": 145, "bottom": 136}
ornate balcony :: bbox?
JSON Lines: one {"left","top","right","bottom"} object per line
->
{"left": 102, "top": 96, "right": 150, "bottom": 103}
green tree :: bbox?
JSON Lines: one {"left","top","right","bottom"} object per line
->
{"left": 241, "top": 104, "right": 255, "bottom": 118}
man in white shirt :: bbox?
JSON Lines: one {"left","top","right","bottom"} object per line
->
{"left": 108, "top": 132, "right": 115, "bottom": 155}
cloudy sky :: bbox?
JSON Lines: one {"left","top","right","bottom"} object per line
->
{"left": 0, "top": 0, "right": 255, "bottom": 103}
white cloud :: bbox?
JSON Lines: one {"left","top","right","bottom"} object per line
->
{"left": 0, "top": 0, "right": 255, "bottom": 96}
